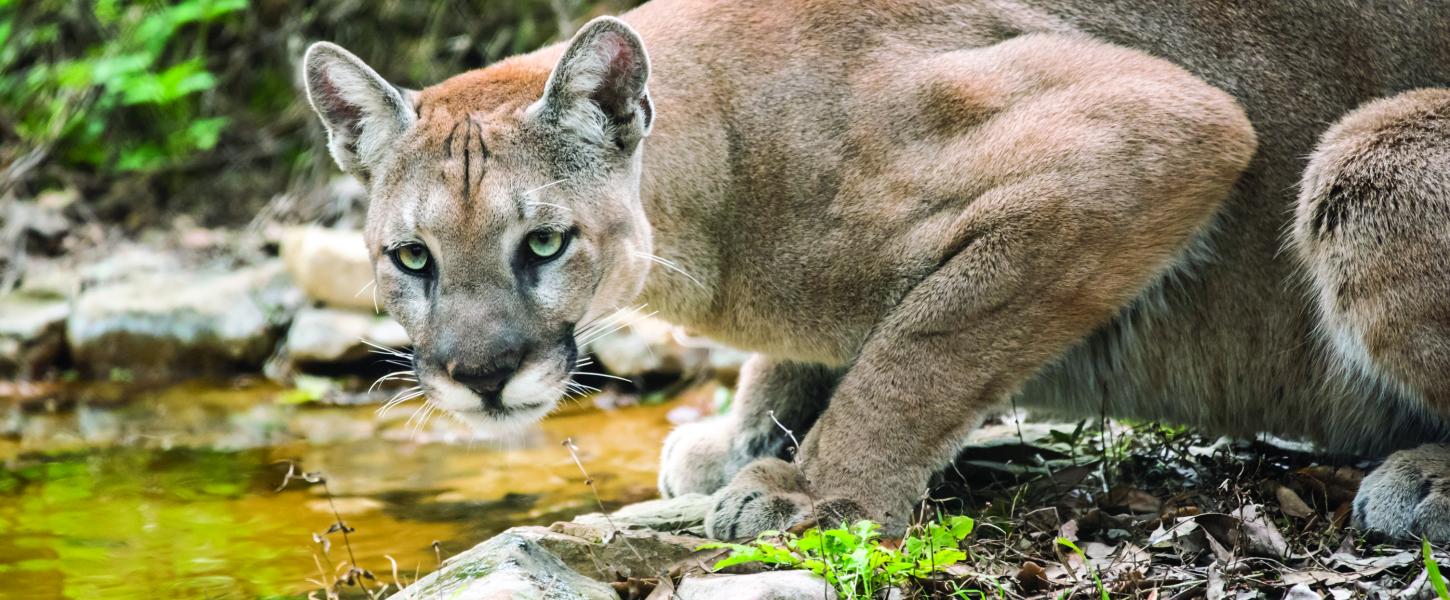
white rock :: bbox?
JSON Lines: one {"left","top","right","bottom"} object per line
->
{"left": 66, "top": 262, "right": 300, "bottom": 380}
{"left": 391, "top": 498, "right": 715, "bottom": 599}
{"left": 586, "top": 312, "right": 686, "bottom": 376}
{"left": 677, "top": 571, "right": 838, "bottom": 600}
{"left": 280, "top": 226, "right": 376, "bottom": 311}
{"left": 388, "top": 528, "right": 619, "bottom": 600}
{"left": 0, "top": 295, "right": 69, "bottom": 377}
{"left": 707, "top": 346, "right": 753, "bottom": 381}
{"left": 285, "top": 307, "right": 409, "bottom": 364}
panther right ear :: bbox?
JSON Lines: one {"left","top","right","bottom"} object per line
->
{"left": 530, "top": 17, "right": 653, "bottom": 154}
{"left": 303, "top": 42, "right": 414, "bottom": 181}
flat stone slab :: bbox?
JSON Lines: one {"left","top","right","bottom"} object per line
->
{"left": 572, "top": 492, "right": 712, "bottom": 536}
{"left": 66, "top": 261, "right": 299, "bottom": 380}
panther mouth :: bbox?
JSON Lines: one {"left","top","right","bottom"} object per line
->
{"left": 417, "top": 367, "right": 565, "bottom": 433}
{"left": 478, "top": 399, "right": 549, "bottom": 419}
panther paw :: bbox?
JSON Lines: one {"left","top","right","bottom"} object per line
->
{"left": 1355, "top": 444, "right": 1450, "bottom": 541}
{"left": 658, "top": 418, "right": 733, "bottom": 498}
{"left": 703, "top": 458, "right": 865, "bottom": 540}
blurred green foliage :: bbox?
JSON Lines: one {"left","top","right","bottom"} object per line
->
{"left": 0, "top": 0, "right": 641, "bottom": 227}
{"left": 1, "top": 0, "right": 246, "bottom": 173}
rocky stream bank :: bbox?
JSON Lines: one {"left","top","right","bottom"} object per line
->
{"left": 0, "top": 224, "right": 748, "bottom": 390}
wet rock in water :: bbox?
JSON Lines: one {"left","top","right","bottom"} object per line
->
{"left": 676, "top": 571, "right": 838, "bottom": 600}
{"left": 284, "top": 307, "right": 409, "bottom": 365}
{"left": 389, "top": 527, "right": 631, "bottom": 600}
{"left": 0, "top": 294, "right": 69, "bottom": 378}
{"left": 67, "top": 261, "right": 300, "bottom": 381}
{"left": 392, "top": 494, "right": 714, "bottom": 599}
{"left": 280, "top": 226, "right": 376, "bottom": 311}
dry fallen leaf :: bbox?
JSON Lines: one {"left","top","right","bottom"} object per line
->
{"left": 1280, "top": 569, "right": 1360, "bottom": 586}
{"left": 1277, "top": 485, "right": 1315, "bottom": 519}
{"left": 1017, "top": 561, "right": 1050, "bottom": 592}
{"left": 1106, "top": 485, "right": 1163, "bottom": 515}
{"left": 1234, "top": 504, "right": 1291, "bottom": 559}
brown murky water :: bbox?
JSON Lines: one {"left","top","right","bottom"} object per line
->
{"left": 0, "top": 383, "right": 686, "bottom": 599}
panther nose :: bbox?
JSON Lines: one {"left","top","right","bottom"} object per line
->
{"left": 450, "top": 364, "right": 515, "bottom": 398}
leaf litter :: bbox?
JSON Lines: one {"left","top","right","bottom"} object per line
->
{"left": 906, "top": 417, "right": 1449, "bottom": 599}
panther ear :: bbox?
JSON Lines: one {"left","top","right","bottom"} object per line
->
{"left": 303, "top": 42, "right": 414, "bottom": 180}
{"left": 531, "top": 17, "right": 653, "bottom": 153}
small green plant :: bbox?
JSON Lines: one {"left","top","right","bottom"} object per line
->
{"left": 699, "top": 515, "right": 977, "bottom": 599}
{"left": 1055, "top": 537, "right": 1109, "bottom": 600}
{"left": 1424, "top": 538, "right": 1450, "bottom": 600}
{"left": 278, "top": 375, "right": 337, "bottom": 405}
{"left": 107, "top": 366, "right": 135, "bottom": 384}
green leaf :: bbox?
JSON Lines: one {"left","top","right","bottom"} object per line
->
{"left": 948, "top": 515, "right": 975, "bottom": 539}
{"left": 178, "top": 117, "right": 227, "bottom": 151}
{"left": 930, "top": 548, "right": 966, "bottom": 567}
{"left": 710, "top": 552, "right": 766, "bottom": 570}
{"left": 116, "top": 143, "right": 167, "bottom": 172}
{"left": 120, "top": 59, "right": 215, "bottom": 105}
{"left": 1425, "top": 539, "right": 1450, "bottom": 600}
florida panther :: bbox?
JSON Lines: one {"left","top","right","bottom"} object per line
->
{"left": 301, "top": 0, "right": 1450, "bottom": 541}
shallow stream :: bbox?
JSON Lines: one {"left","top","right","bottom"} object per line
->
{"left": 0, "top": 383, "right": 681, "bottom": 599}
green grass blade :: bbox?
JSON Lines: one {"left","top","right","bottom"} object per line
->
{"left": 1424, "top": 538, "right": 1450, "bottom": 600}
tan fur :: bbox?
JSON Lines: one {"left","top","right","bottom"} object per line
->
{"left": 302, "top": 0, "right": 1450, "bottom": 540}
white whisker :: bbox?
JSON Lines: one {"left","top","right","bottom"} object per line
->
{"left": 369, "top": 370, "right": 418, "bottom": 393}
{"left": 566, "top": 381, "right": 601, "bottom": 394}
{"left": 574, "top": 303, "right": 646, "bottom": 341}
{"left": 569, "top": 370, "right": 632, "bottom": 384}
{"left": 524, "top": 200, "right": 571, "bottom": 212}
{"left": 524, "top": 178, "right": 567, "bottom": 196}
{"left": 634, "top": 251, "right": 705, "bottom": 289}
{"left": 406, "top": 401, "right": 437, "bottom": 439}
{"left": 576, "top": 307, "right": 654, "bottom": 346}
{"left": 377, "top": 386, "right": 423, "bottom": 417}
{"left": 576, "top": 309, "right": 659, "bottom": 347}
{"left": 361, "top": 339, "right": 412, "bottom": 359}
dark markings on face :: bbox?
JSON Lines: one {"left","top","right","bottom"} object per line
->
{"left": 512, "top": 242, "right": 540, "bottom": 296}
{"left": 462, "top": 118, "right": 475, "bottom": 202}
{"left": 442, "top": 121, "right": 460, "bottom": 160}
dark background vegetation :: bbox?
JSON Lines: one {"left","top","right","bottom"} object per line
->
{"left": 1, "top": 0, "right": 641, "bottom": 232}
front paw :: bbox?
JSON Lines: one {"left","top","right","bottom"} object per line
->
{"left": 1355, "top": 444, "right": 1450, "bottom": 541}
{"left": 659, "top": 418, "right": 733, "bottom": 498}
{"left": 703, "top": 458, "right": 866, "bottom": 540}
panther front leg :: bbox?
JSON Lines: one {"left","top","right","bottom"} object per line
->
{"left": 704, "top": 34, "right": 1258, "bottom": 539}
{"left": 706, "top": 230, "right": 1224, "bottom": 538}
{"left": 658, "top": 356, "right": 839, "bottom": 498}
{"left": 1289, "top": 89, "right": 1450, "bottom": 540}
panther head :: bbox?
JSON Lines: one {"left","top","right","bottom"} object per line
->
{"left": 302, "top": 17, "right": 655, "bottom": 433}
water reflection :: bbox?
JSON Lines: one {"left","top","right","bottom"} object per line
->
{"left": 0, "top": 382, "right": 682, "bottom": 599}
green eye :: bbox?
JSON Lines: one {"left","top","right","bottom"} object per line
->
{"left": 527, "top": 230, "right": 566, "bottom": 259}
{"left": 392, "top": 243, "right": 431, "bottom": 274}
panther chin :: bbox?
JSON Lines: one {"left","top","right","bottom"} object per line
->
{"left": 421, "top": 363, "right": 567, "bottom": 437}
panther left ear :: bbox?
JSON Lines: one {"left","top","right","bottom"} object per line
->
{"left": 531, "top": 17, "right": 653, "bottom": 153}
{"left": 303, "top": 42, "right": 415, "bottom": 181}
